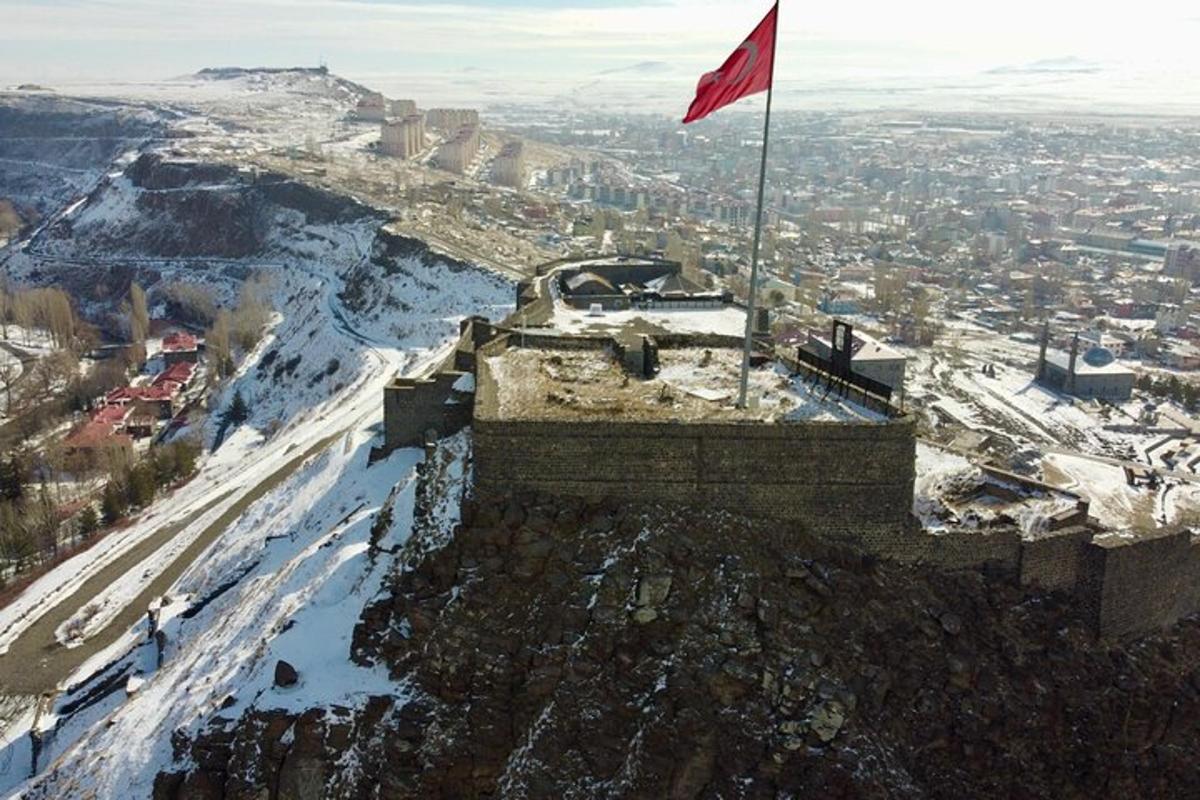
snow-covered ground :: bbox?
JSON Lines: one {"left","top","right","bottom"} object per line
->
{"left": 914, "top": 442, "right": 1078, "bottom": 535}
{"left": 13, "top": 427, "right": 471, "bottom": 797}
{"left": 485, "top": 344, "right": 882, "bottom": 423}
{"left": 1040, "top": 452, "right": 1155, "bottom": 530}
{"left": 0, "top": 259, "right": 507, "bottom": 795}
{"left": 0, "top": 129, "right": 512, "bottom": 795}
{"left": 549, "top": 304, "right": 747, "bottom": 337}
{"left": 655, "top": 348, "right": 882, "bottom": 422}
{"left": 0, "top": 327, "right": 57, "bottom": 356}
{"left": 893, "top": 316, "right": 1200, "bottom": 530}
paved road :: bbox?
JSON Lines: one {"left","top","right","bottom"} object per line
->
{"left": 0, "top": 342, "right": 35, "bottom": 366}
{"left": 0, "top": 150, "right": 469, "bottom": 699}
{"left": 0, "top": 430, "right": 343, "bottom": 696}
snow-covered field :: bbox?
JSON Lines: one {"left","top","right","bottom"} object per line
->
{"left": 897, "top": 317, "right": 1200, "bottom": 530}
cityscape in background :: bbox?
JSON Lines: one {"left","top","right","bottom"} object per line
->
{"left": 3, "top": 2, "right": 1200, "bottom": 796}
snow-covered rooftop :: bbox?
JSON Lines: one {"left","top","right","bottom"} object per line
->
{"left": 1045, "top": 349, "right": 1135, "bottom": 376}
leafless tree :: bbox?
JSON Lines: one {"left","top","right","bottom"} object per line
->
{"left": 0, "top": 356, "right": 20, "bottom": 415}
{"left": 128, "top": 283, "right": 150, "bottom": 345}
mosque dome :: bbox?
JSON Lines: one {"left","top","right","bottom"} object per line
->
{"left": 1082, "top": 345, "right": 1115, "bottom": 368}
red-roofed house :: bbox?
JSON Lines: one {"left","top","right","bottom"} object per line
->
{"left": 104, "top": 385, "right": 179, "bottom": 418}
{"left": 153, "top": 361, "right": 195, "bottom": 390}
{"left": 162, "top": 332, "right": 200, "bottom": 366}
{"left": 63, "top": 420, "right": 133, "bottom": 458}
{"left": 131, "top": 385, "right": 177, "bottom": 419}
{"left": 90, "top": 404, "right": 132, "bottom": 429}
{"left": 104, "top": 386, "right": 138, "bottom": 407}
{"left": 125, "top": 403, "right": 161, "bottom": 439}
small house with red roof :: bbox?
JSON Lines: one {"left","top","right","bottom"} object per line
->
{"left": 125, "top": 403, "right": 161, "bottom": 439}
{"left": 90, "top": 404, "right": 132, "bottom": 429}
{"left": 63, "top": 420, "right": 133, "bottom": 458}
{"left": 153, "top": 361, "right": 195, "bottom": 390}
{"left": 105, "top": 385, "right": 178, "bottom": 419}
{"left": 162, "top": 332, "right": 200, "bottom": 366}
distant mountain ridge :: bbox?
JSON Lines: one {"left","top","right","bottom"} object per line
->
{"left": 987, "top": 56, "right": 1102, "bottom": 75}
{"left": 196, "top": 66, "right": 331, "bottom": 79}
{"left": 596, "top": 60, "right": 672, "bottom": 77}
{"left": 192, "top": 66, "right": 376, "bottom": 103}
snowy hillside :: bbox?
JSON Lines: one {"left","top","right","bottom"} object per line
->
{"left": 0, "top": 127, "right": 511, "bottom": 795}
{"left": 0, "top": 94, "right": 161, "bottom": 223}
{"left": 16, "top": 428, "right": 469, "bottom": 798}
{"left": 0, "top": 259, "right": 508, "bottom": 797}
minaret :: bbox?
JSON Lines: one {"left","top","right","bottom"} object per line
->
{"left": 1066, "top": 332, "right": 1079, "bottom": 395}
{"left": 1036, "top": 320, "right": 1049, "bottom": 382}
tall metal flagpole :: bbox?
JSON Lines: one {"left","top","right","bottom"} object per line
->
{"left": 736, "top": 1, "right": 778, "bottom": 409}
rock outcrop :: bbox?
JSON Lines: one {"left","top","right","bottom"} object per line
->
{"left": 155, "top": 492, "right": 1200, "bottom": 799}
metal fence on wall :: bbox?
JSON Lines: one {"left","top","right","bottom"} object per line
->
{"left": 784, "top": 349, "right": 900, "bottom": 418}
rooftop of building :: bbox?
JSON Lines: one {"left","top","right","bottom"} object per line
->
{"left": 529, "top": 254, "right": 740, "bottom": 338}
{"left": 1044, "top": 348, "right": 1135, "bottom": 377}
{"left": 806, "top": 326, "right": 904, "bottom": 363}
{"left": 478, "top": 341, "right": 885, "bottom": 425}
{"left": 64, "top": 420, "right": 132, "bottom": 450}
{"left": 153, "top": 361, "right": 195, "bottom": 385}
{"left": 162, "top": 331, "right": 199, "bottom": 352}
{"left": 543, "top": 303, "right": 748, "bottom": 338}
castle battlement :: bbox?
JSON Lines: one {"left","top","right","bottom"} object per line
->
{"left": 378, "top": 258, "right": 1200, "bottom": 642}
{"left": 471, "top": 331, "right": 916, "bottom": 550}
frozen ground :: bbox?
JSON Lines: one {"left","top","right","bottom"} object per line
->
{"left": 11, "top": 428, "right": 471, "bottom": 798}
{"left": 0, "top": 254, "right": 506, "bottom": 797}
{"left": 899, "top": 316, "right": 1200, "bottom": 531}
{"left": 549, "top": 304, "right": 748, "bottom": 337}
{"left": 914, "top": 442, "right": 1079, "bottom": 535}
{"left": 0, "top": 116, "right": 511, "bottom": 794}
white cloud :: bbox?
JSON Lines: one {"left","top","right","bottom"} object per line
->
{"left": 2, "top": 0, "right": 1198, "bottom": 86}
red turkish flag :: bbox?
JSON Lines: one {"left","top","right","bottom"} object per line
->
{"left": 683, "top": 3, "right": 777, "bottom": 124}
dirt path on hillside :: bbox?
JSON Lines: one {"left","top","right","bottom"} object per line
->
{"left": 0, "top": 432, "right": 342, "bottom": 696}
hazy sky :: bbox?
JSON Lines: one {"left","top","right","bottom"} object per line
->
{"left": 4, "top": 0, "right": 1200, "bottom": 110}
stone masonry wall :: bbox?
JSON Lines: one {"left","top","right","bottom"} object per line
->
{"left": 473, "top": 416, "right": 916, "bottom": 549}
{"left": 473, "top": 343, "right": 916, "bottom": 548}
{"left": 383, "top": 371, "right": 472, "bottom": 452}
{"left": 1078, "top": 529, "right": 1200, "bottom": 640}
{"left": 1019, "top": 527, "right": 1094, "bottom": 593}
{"left": 889, "top": 528, "right": 1022, "bottom": 574}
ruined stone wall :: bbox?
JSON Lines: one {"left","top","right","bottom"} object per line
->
{"left": 473, "top": 351, "right": 916, "bottom": 548}
{"left": 880, "top": 522, "right": 1200, "bottom": 640}
{"left": 1078, "top": 529, "right": 1200, "bottom": 640}
{"left": 383, "top": 371, "right": 472, "bottom": 452}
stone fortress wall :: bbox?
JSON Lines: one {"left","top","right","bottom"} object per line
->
{"left": 380, "top": 260, "right": 1200, "bottom": 641}
{"left": 881, "top": 482, "right": 1200, "bottom": 640}
{"left": 472, "top": 335, "right": 917, "bottom": 549}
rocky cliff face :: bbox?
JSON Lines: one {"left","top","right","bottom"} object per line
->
{"left": 38, "top": 153, "right": 385, "bottom": 262}
{"left": 154, "top": 491, "right": 1200, "bottom": 799}
{"left": 0, "top": 95, "right": 162, "bottom": 221}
